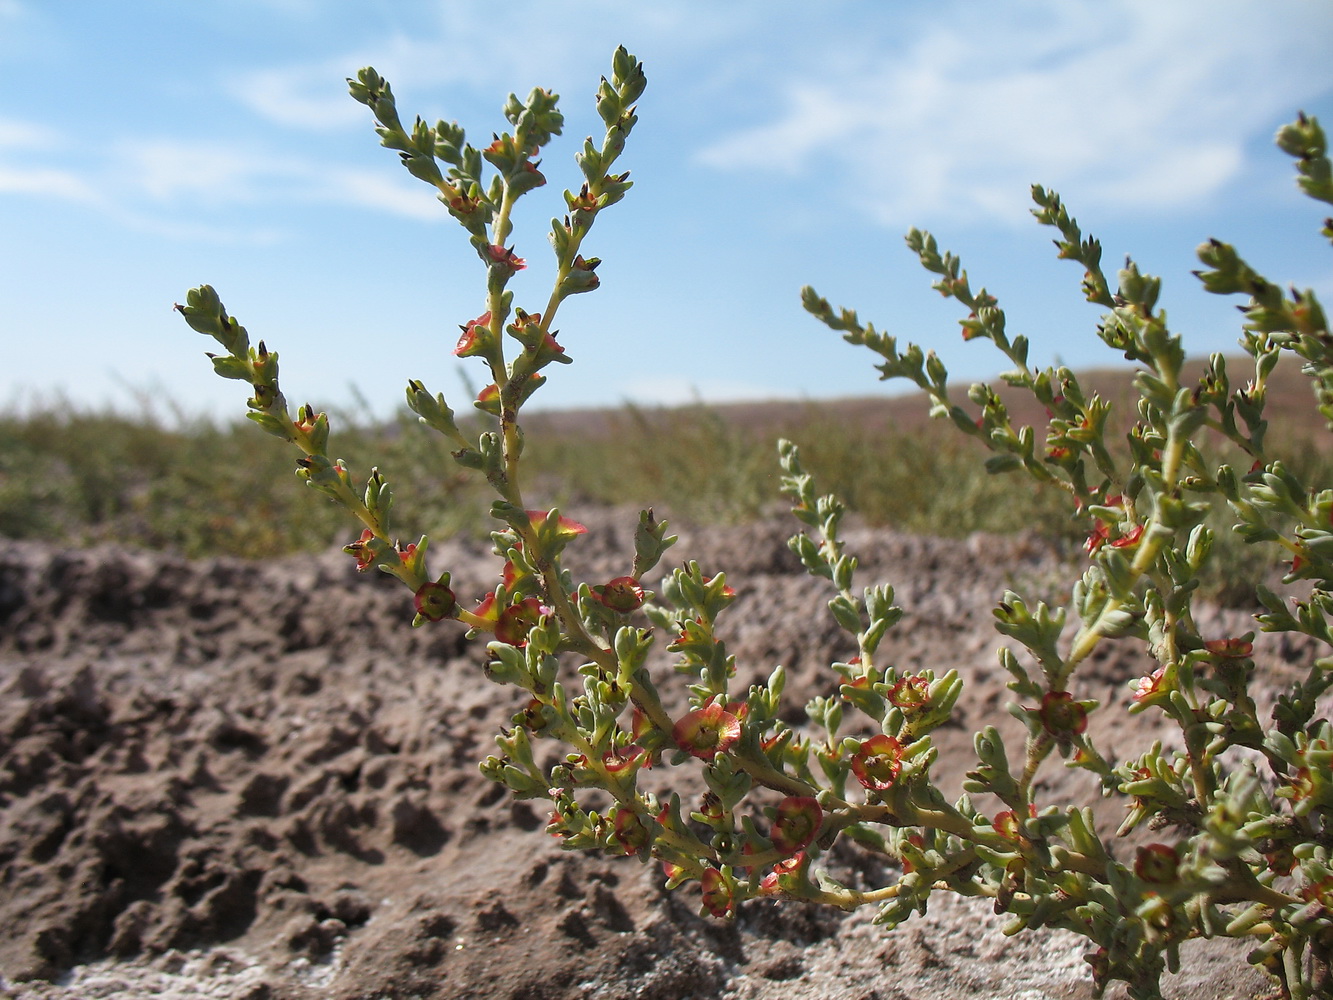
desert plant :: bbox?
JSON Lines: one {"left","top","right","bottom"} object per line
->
{"left": 176, "top": 49, "right": 1333, "bottom": 1000}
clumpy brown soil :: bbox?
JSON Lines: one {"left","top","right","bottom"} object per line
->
{"left": 0, "top": 508, "right": 1311, "bottom": 998}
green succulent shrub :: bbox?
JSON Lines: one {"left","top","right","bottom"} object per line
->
{"left": 177, "top": 49, "right": 1333, "bottom": 1000}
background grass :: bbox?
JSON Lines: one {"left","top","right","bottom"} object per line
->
{"left": 2, "top": 363, "right": 1328, "bottom": 607}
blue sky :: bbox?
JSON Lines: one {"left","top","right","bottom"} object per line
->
{"left": 3, "top": 0, "right": 1332, "bottom": 422}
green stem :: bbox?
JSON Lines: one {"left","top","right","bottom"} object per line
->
{"left": 736, "top": 746, "right": 819, "bottom": 798}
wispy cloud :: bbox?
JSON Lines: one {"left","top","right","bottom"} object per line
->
{"left": 226, "top": 2, "right": 738, "bottom": 134}
{"left": 230, "top": 61, "right": 367, "bottom": 131}
{"left": 0, "top": 116, "right": 59, "bottom": 149}
{"left": 694, "top": 0, "right": 1333, "bottom": 227}
{"left": 0, "top": 164, "right": 99, "bottom": 203}
{"left": 317, "top": 166, "right": 440, "bottom": 220}
{"left": 0, "top": 122, "right": 439, "bottom": 237}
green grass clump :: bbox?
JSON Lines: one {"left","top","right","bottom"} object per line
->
{"left": 0, "top": 402, "right": 489, "bottom": 558}
{"left": 525, "top": 402, "right": 1074, "bottom": 538}
{"left": 1, "top": 395, "right": 1324, "bottom": 608}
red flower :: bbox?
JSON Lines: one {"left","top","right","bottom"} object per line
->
{"left": 1131, "top": 667, "right": 1168, "bottom": 705}
{"left": 508, "top": 308, "right": 543, "bottom": 333}
{"left": 992, "top": 804, "right": 1037, "bottom": 841}
{"left": 1084, "top": 521, "right": 1111, "bottom": 554}
{"left": 597, "top": 576, "right": 645, "bottom": 613}
{"left": 1037, "top": 690, "right": 1087, "bottom": 737}
{"left": 546, "top": 811, "right": 571, "bottom": 840}
{"left": 601, "top": 745, "right": 647, "bottom": 775}
{"left": 521, "top": 160, "right": 546, "bottom": 186}
{"left": 1084, "top": 495, "right": 1125, "bottom": 554}
{"left": 455, "top": 311, "right": 492, "bottom": 358}
{"left": 413, "top": 581, "right": 456, "bottom": 623}
{"left": 770, "top": 796, "right": 822, "bottom": 856}
{"left": 672, "top": 702, "right": 742, "bottom": 760}
{"left": 1110, "top": 524, "right": 1144, "bottom": 549}
{"left": 345, "top": 528, "right": 377, "bottom": 571}
{"left": 526, "top": 509, "right": 588, "bottom": 540}
{"left": 485, "top": 244, "right": 526, "bottom": 271}
{"left": 850, "top": 734, "right": 904, "bottom": 791}
{"left": 888, "top": 675, "right": 930, "bottom": 711}
{"left": 447, "top": 192, "right": 480, "bottom": 216}
{"left": 566, "top": 186, "right": 599, "bottom": 215}
{"left": 759, "top": 853, "right": 805, "bottom": 895}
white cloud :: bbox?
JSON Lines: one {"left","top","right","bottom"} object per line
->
{"left": 318, "top": 167, "right": 440, "bottom": 220}
{"left": 0, "top": 121, "right": 440, "bottom": 239}
{"left": 0, "top": 116, "right": 58, "bottom": 149}
{"left": 0, "top": 164, "right": 99, "bottom": 202}
{"left": 226, "top": 2, "right": 747, "bottom": 134}
{"left": 115, "top": 138, "right": 283, "bottom": 204}
{"left": 230, "top": 61, "right": 366, "bottom": 131}
{"left": 694, "top": 0, "right": 1333, "bottom": 226}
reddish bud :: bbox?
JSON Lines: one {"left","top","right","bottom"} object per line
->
{"left": 630, "top": 706, "right": 653, "bottom": 741}
{"left": 597, "top": 576, "right": 645, "bottom": 613}
{"left": 1204, "top": 637, "right": 1253, "bottom": 659}
{"left": 701, "top": 575, "right": 736, "bottom": 599}
{"left": 413, "top": 581, "right": 456, "bottom": 622}
{"left": 1134, "top": 843, "right": 1180, "bottom": 884}
{"left": 1037, "top": 690, "right": 1088, "bottom": 737}
{"left": 611, "top": 807, "right": 651, "bottom": 856}
{"left": 495, "top": 597, "right": 547, "bottom": 645}
{"left": 700, "top": 867, "right": 732, "bottom": 918}
{"left": 475, "top": 382, "right": 501, "bottom": 415}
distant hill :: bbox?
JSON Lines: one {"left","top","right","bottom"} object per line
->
{"left": 523, "top": 354, "right": 1330, "bottom": 444}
